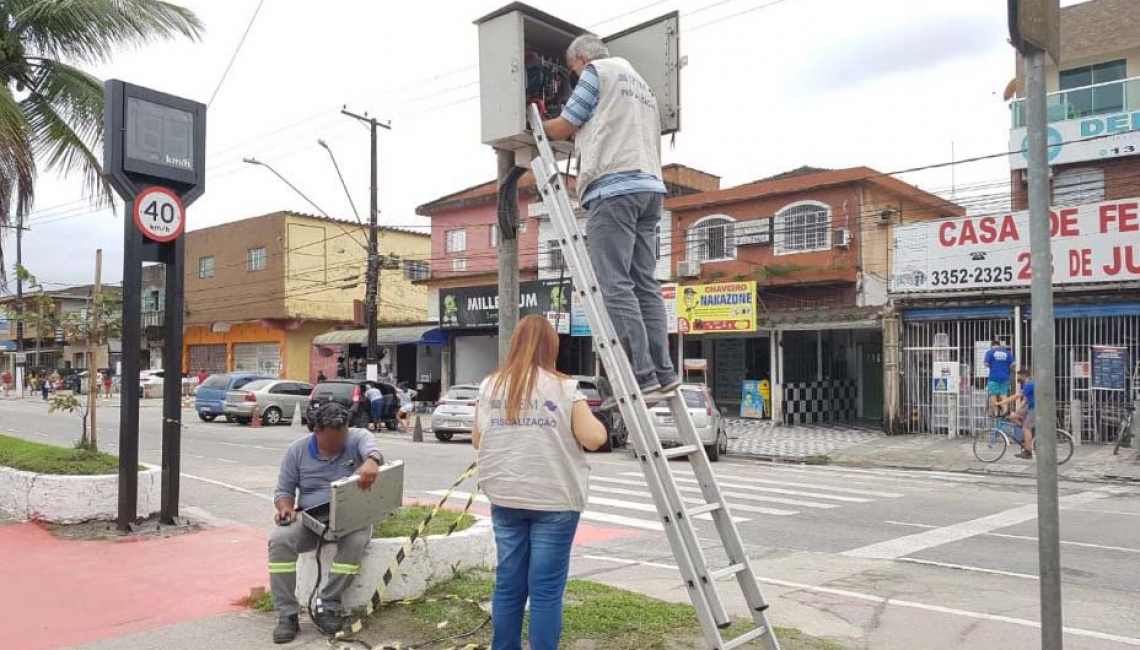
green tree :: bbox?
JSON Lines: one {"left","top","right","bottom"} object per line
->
{"left": 0, "top": 1, "right": 202, "bottom": 271}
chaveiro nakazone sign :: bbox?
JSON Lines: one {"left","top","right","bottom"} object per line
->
{"left": 892, "top": 196, "right": 1140, "bottom": 292}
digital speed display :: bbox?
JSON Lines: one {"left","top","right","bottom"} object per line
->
{"left": 126, "top": 97, "right": 195, "bottom": 173}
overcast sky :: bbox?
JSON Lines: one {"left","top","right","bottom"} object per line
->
{"left": 1, "top": 0, "right": 1091, "bottom": 288}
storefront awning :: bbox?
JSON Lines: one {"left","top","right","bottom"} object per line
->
{"left": 312, "top": 324, "right": 439, "bottom": 347}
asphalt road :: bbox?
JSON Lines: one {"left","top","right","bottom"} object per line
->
{"left": 3, "top": 396, "right": 1139, "bottom": 649}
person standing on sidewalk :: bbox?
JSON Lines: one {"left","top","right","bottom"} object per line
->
{"left": 984, "top": 339, "right": 1015, "bottom": 416}
{"left": 473, "top": 316, "right": 608, "bottom": 650}
{"left": 1, "top": 370, "right": 11, "bottom": 398}
{"left": 268, "top": 403, "right": 384, "bottom": 643}
{"left": 542, "top": 34, "right": 679, "bottom": 405}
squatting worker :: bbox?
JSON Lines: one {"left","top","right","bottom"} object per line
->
{"left": 268, "top": 402, "right": 384, "bottom": 643}
{"left": 542, "top": 34, "right": 680, "bottom": 406}
{"left": 472, "top": 315, "right": 608, "bottom": 650}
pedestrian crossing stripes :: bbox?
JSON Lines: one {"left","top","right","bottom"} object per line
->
{"left": 432, "top": 464, "right": 920, "bottom": 535}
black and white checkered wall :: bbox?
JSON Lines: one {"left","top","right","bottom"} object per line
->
{"left": 782, "top": 380, "right": 858, "bottom": 425}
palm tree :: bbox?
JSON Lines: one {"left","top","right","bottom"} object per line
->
{"left": 0, "top": 1, "right": 203, "bottom": 273}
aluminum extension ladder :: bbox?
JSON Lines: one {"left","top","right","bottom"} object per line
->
{"left": 526, "top": 104, "right": 780, "bottom": 650}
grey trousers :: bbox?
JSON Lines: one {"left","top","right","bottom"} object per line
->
{"left": 268, "top": 521, "right": 372, "bottom": 616}
{"left": 586, "top": 192, "right": 678, "bottom": 388}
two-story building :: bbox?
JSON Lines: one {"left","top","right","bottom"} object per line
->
{"left": 416, "top": 165, "right": 721, "bottom": 387}
{"left": 182, "top": 211, "right": 434, "bottom": 385}
{"left": 0, "top": 284, "right": 123, "bottom": 376}
{"left": 671, "top": 166, "right": 962, "bottom": 426}
{"left": 888, "top": 0, "right": 1140, "bottom": 443}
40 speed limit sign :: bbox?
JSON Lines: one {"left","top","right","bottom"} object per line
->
{"left": 133, "top": 186, "right": 185, "bottom": 242}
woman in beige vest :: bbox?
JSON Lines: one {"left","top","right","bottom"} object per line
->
{"left": 473, "top": 315, "right": 607, "bottom": 650}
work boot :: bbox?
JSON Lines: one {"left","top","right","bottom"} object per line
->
{"left": 313, "top": 609, "right": 344, "bottom": 635}
{"left": 273, "top": 614, "right": 299, "bottom": 644}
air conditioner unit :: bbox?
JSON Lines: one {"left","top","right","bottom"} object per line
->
{"left": 833, "top": 228, "right": 851, "bottom": 247}
{"left": 678, "top": 260, "right": 702, "bottom": 277}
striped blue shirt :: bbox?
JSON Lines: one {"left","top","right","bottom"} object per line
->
{"left": 561, "top": 63, "right": 666, "bottom": 208}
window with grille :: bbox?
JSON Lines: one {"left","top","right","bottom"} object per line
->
{"left": 489, "top": 224, "right": 499, "bottom": 248}
{"left": 403, "top": 259, "right": 430, "bottom": 281}
{"left": 452, "top": 258, "right": 467, "bottom": 272}
{"left": 248, "top": 247, "right": 266, "bottom": 271}
{"left": 686, "top": 216, "right": 736, "bottom": 262}
{"left": 547, "top": 239, "right": 566, "bottom": 271}
{"left": 775, "top": 202, "right": 831, "bottom": 255}
{"left": 1052, "top": 168, "right": 1105, "bottom": 206}
{"left": 198, "top": 256, "right": 215, "bottom": 278}
{"left": 445, "top": 229, "right": 467, "bottom": 253}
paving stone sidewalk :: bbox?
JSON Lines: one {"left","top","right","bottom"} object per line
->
{"left": 724, "top": 417, "right": 1140, "bottom": 482}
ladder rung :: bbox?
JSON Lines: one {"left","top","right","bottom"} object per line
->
{"left": 722, "top": 625, "right": 769, "bottom": 650}
{"left": 662, "top": 445, "right": 699, "bottom": 459}
{"left": 709, "top": 563, "right": 747, "bottom": 581}
{"left": 685, "top": 502, "right": 721, "bottom": 518}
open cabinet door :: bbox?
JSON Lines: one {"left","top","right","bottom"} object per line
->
{"left": 604, "top": 11, "right": 681, "bottom": 134}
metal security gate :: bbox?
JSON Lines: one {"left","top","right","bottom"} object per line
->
{"left": 1022, "top": 309, "right": 1140, "bottom": 444}
{"left": 900, "top": 313, "right": 1016, "bottom": 436}
{"left": 233, "top": 342, "right": 281, "bottom": 377}
{"left": 188, "top": 344, "right": 226, "bottom": 376}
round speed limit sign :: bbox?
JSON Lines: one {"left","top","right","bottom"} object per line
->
{"left": 133, "top": 186, "right": 185, "bottom": 242}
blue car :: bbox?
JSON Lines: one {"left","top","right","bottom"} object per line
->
{"left": 195, "top": 373, "right": 275, "bottom": 422}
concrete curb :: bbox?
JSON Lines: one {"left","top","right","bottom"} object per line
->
{"left": 296, "top": 516, "right": 496, "bottom": 612}
{"left": 0, "top": 464, "right": 161, "bottom": 523}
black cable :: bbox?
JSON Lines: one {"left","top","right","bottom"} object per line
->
{"left": 309, "top": 532, "right": 335, "bottom": 636}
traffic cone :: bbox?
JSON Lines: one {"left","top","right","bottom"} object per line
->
{"left": 413, "top": 415, "right": 423, "bottom": 443}
{"left": 251, "top": 404, "right": 262, "bottom": 428}
{"left": 293, "top": 402, "right": 307, "bottom": 431}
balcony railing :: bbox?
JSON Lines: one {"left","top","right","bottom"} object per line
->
{"left": 142, "top": 310, "right": 164, "bottom": 327}
{"left": 1010, "top": 77, "right": 1140, "bottom": 128}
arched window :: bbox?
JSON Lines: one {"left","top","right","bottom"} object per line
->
{"left": 775, "top": 201, "right": 830, "bottom": 255}
{"left": 687, "top": 215, "right": 736, "bottom": 262}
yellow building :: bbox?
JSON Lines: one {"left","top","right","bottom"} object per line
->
{"left": 182, "top": 211, "right": 430, "bottom": 382}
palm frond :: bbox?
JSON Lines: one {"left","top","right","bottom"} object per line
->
{"left": 14, "top": 0, "right": 204, "bottom": 64}
{"left": 22, "top": 59, "right": 113, "bottom": 207}
{"left": 0, "top": 87, "right": 37, "bottom": 279}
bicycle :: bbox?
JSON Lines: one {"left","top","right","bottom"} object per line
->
{"left": 1112, "top": 405, "right": 1135, "bottom": 456}
{"left": 973, "top": 415, "right": 1074, "bottom": 465}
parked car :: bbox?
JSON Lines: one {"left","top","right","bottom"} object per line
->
{"left": 305, "top": 379, "right": 398, "bottom": 431}
{"left": 650, "top": 384, "right": 728, "bottom": 461}
{"left": 195, "top": 373, "right": 275, "bottom": 422}
{"left": 573, "top": 375, "right": 627, "bottom": 452}
{"left": 431, "top": 384, "right": 480, "bottom": 441}
{"left": 223, "top": 379, "right": 314, "bottom": 425}
{"left": 139, "top": 369, "right": 197, "bottom": 396}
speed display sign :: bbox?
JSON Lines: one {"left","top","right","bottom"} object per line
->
{"left": 132, "top": 186, "right": 185, "bottom": 242}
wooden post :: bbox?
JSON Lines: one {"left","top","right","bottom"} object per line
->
{"left": 89, "top": 250, "right": 102, "bottom": 449}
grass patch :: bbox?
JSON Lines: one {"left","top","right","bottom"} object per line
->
{"left": 803, "top": 454, "right": 831, "bottom": 466}
{"left": 358, "top": 570, "right": 852, "bottom": 649}
{"left": 374, "top": 504, "right": 476, "bottom": 539}
{"left": 0, "top": 434, "right": 125, "bottom": 475}
{"left": 236, "top": 588, "right": 274, "bottom": 613}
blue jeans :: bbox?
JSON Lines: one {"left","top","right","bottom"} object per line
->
{"left": 490, "top": 505, "right": 581, "bottom": 650}
{"left": 586, "top": 192, "right": 677, "bottom": 388}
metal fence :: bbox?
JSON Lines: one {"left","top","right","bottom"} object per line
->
{"left": 901, "top": 309, "right": 1139, "bottom": 442}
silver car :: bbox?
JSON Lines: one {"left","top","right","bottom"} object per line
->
{"left": 224, "top": 379, "right": 314, "bottom": 426}
{"left": 431, "top": 384, "right": 480, "bottom": 441}
{"left": 650, "top": 384, "right": 729, "bottom": 461}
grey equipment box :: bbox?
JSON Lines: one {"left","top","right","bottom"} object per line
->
{"left": 475, "top": 2, "right": 681, "bottom": 152}
{"left": 302, "top": 460, "right": 404, "bottom": 541}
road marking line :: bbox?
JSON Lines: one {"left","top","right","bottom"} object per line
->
{"left": 748, "top": 464, "right": 942, "bottom": 486}
{"left": 587, "top": 495, "right": 749, "bottom": 524}
{"left": 430, "top": 490, "right": 663, "bottom": 531}
{"left": 595, "top": 476, "right": 840, "bottom": 509}
{"left": 845, "top": 490, "right": 1109, "bottom": 559}
{"left": 672, "top": 469, "right": 905, "bottom": 498}
{"left": 1063, "top": 507, "right": 1140, "bottom": 518}
{"left": 180, "top": 473, "right": 274, "bottom": 501}
{"left": 892, "top": 557, "right": 1039, "bottom": 580}
{"left": 802, "top": 464, "right": 979, "bottom": 483}
{"left": 622, "top": 472, "right": 872, "bottom": 503}
{"left": 886, "top": 520, "right": 1140, "bottom": 555}
{"left": 215, "top": 458, "right": 240, "bottom": 464}
{"left": 596, "top": 485, "right": 798, "bottom": 517}
{"left": 576, "top": 555, "right": 1140, "bottom": 647}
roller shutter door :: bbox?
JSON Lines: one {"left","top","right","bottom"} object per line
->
{"left": 233, "top": 342, "right": 282, "bottom": 377}
{"left": 188, "top": 344, "right": 227, "bottom": 375}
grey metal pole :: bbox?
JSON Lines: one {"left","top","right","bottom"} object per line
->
{"left": 1025, "top": 44, "right": 1064, "bottom": 650}
{"left": 367, "top": 118, "right": 379, "bottom": 370}
{"left": 118, "top": 202, "right": 143, "bottom": 532}
{"left": 497, "top": 149, "right": 519, "bottom": 364}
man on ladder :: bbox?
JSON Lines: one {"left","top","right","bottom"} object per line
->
{"left": 542, "top": 34, "right": 680, "bottom": 406}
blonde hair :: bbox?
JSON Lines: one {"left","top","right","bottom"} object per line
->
{"left": 491, "top": 315, "right": 566, "bottom": 422}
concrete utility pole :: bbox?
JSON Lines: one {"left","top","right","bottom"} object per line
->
{"left": 1025, "top": 43, "right": 1064, "bottom": 650}
{"left": 89, "top": 249, "right": 102, "bottom": 449}
{"left": 341, "top": 109, "right": 391, "bottom": 377}
{"left": 497, "top": 149, "right": 520, "bottom": 364}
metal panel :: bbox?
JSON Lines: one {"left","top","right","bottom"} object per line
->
{"left": 233, "top": 342, "right": 281, "bottom": 377}
{"left": 479, "top": 11, "right": 526, "bottom": 148}
{"left": 188, "top": 344, "right": 226, "bottom": 375}
{"left": 604, "top": 11, "right": 681, "bottom": 134}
